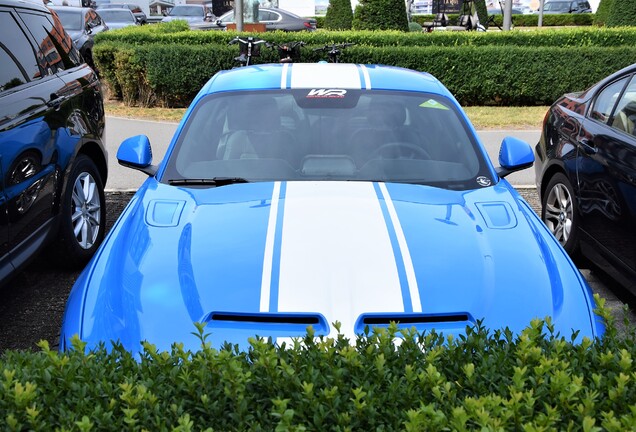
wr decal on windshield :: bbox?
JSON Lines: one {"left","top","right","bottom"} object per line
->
{"left": 307, "top": 89, "right": 347, "bottom": 98}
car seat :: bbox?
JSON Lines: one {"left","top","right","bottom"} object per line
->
{"left": 348, "top": 99, "right": 422, "bottom": 166}
{"left": 217, "top": 95, "right": 299, "bottom": 165}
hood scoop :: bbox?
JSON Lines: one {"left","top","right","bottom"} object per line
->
{"left": 355, "top": 313, "right": 475, "bottom": 334}
{"left": 205, "top": 312, "right": 329, "bottom": 333}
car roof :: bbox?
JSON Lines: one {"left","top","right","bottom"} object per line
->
{"left": 1, "top": 0, "right": 49, "bottom": 12}
{"left": 49, "top": 5, "right": 90, "bottom": 11}
{"left": 199, "top": 63, "right": 451, "bottom": 100}
{"left": 97, "top": 7, "right": 133, "bottom": 12}
{"left": 221, "top": 7, "right": 294, "bottom": 16}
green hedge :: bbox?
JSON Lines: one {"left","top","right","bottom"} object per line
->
{"left": 413, "top": 12, "right": 595, "bottom": 27}
{"left": 95, "top": 25, "right": 636, "bottom": 48}
{"left": 1, "top": 299, "right": 636, "bottom": 430}
{"left": 95, "top": 40, "right": 636, "bottom": 107}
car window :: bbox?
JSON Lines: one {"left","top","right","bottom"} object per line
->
{"left": 99, "top": 9, "right": 134, "bottom": 21}
{"left": 0, "top": 11, "right": 42, "bottom": 81}
{"left": 589, "top": 77, "right": 628, "bottom": 124}
{"left": 610, "top": 75, "right": 636, "bottom": 136}
{"left": 169, "top": 6, "right": 202, "bottom": 16}
{"left": 53, "top": 9, "right": 83, "bottom": 31}
{"left": 18, "top": 11, "right": 76, "bottom": 72}
{"left": 544, "top": 2, "right": 569, "bottom": 11}
{"left": 163, "top": 90, "right": 491, "bottom": 191}
{"left": 220, "top": 11, "right": 235, "bottom": 23}
{"left": 0, "top": 47, "right": 27, "bottom": 92}
{"left": 259, "top": 11, "right": 277, "bottom": 21}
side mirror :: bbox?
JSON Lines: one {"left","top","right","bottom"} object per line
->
{"left": 496, "top": 136, "right": 534, "bottom": 178}
{"left": 117, "top": 135, "right": 157, "bottom": 176}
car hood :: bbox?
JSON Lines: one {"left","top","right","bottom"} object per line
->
{"left": 66, "top": 29, "right": 83, "bottom": 40}
{"left": 162, "top": 15, "right": 203, "bottom": 23}
{"left": 103, "top": 21, "right": 136, "bottom": 29}
{"left": 65, "top": 180, "right": 600, "bottom": 353}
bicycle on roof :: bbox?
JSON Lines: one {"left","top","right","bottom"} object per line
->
{"left": 228, "top": 36, "right": 268, "bottom": 67}
{"left": 313, "top": 43, "right": 355, "bottom": 64}
{"left": 266, "top": 40, "right": 306, "bottom": 64}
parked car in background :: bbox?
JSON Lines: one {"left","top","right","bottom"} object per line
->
{"left": 0, "top": 0, "right": 108, "bottom": 286}
{"left": 540, "top": 0, "right": 592, "bottom": 13}
{"left": 96, "top": 7, "right": 138, "bottom": 29}
{"left": 98, "top": 2, "right": 146, "bottom": 24}
{"left": 161, "top": 4, "right": 211, "bottom": 28}
{"left": 49, "top": 6, "right": 108, "bottom": 71}
{"left": 60, "top": 62, "right": 603, "bottom": 355}
{"left": 535, "top": 63, "right": 636, "bottom": 293}
{"left": 196, "top": 7, "right": 317, "bottom": 31}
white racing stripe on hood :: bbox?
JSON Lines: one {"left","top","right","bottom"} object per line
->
{"left": 260, "top": 181, "right": 281, "bottom": 312}
{"left": 289, "top": 63, "right": 363, "bottom": 89}
{"left": 378, "top": 183, "right": 421, "bottom": 312}
{"left": 276, "top": 182, "right": 404, "bottom": 339}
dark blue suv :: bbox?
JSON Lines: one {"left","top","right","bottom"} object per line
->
{"left": 0, "top": 0, "right": 107, "bottom": 285}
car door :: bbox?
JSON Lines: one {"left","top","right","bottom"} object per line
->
{"left": 0, "top": 7, "right": 75, "bottom": 265}
{"left": 576, "top": 73, "right": 636, "bottom": 277}
{"left": 258, "top": 10, "right": 280, "bottom": 30}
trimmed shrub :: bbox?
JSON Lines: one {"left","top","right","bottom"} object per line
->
{"left": 324, "top": 0, "right": 354, "bottom": 30}
{"left": 95, "top": 26, "right": 636, "bottom": 49}
{"left": 93, "top": 26, "right": 636, "bottom": 107}
{"left": 607, "top": 0, "right": 636, "bottom": 27}
{"left": 1, "top": 302, "right": 636, "bottom": 430}
{"left": 96, "top": 41, "right": 636, "bottom": 107}
{"left": 413, "top": 12, "right": 595, "bottom": 27}
{"left": 408, "top": 21, "right": 423, "bottom": 32}
{"left": 594, "top": 0, "right": 614, "bottom": 26}
{"left": 352, "top": 0, "right": 409, "bottom": 31}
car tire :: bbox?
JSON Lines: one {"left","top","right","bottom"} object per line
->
{"left": 51, "top": 154, "right": 106, "bottom": 269}
{"left": 541, "top": 172, "right": 580, "bottom": 255}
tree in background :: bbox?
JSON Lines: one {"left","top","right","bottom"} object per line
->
{"left": 325, "top": 0, "right": 353, "bottom": 30}
{"left": 474, "top": 0, "right": 488, "bottom": 29}
{"left": 352, "top": 0, "right": 409, "bottom": 31}
{"left": 607, "top": 0, "right": 636, "bottom": 27}
{"left": 594, "top": 0, "right": 614, "bottom": 26}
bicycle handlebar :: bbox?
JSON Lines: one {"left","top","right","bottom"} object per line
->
{"left": 312, "top": 42, "right": 356, "bottom": 52}
{"left": 228, "top": 36, "right": 268, "bottom": 46}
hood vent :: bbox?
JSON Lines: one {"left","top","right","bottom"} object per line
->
{"left": 361, "top": 313, "right": 470, "bottom": 325}
{"left": 355, "top": 313, "right": 474, "bottom": 334}
{"left": 205, "top": 311, "right": 329, "bottom": 333}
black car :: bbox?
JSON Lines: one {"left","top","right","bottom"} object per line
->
{"left": 97, "top": 3, "right": 146, "bottom": 24}
{"left": 0, "top": 0, "right": 108, "bottom": 285}
{"left": 49, "top": 6, "right": 108, "bottom": 71}
{"left": 535, "top": 63, "right": 636, "bottom": 292}
{"left": 195, "top": 7, "right": 317, "bottom": 31}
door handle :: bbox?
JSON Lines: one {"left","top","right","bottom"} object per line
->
{"left": 47, "top": 93, "right": 66, "bottom": 109}
{"left": 579, "top": 138, "right": 598, "bottom": 155}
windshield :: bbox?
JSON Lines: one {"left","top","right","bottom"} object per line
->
{"left": 169, "top": 6, "right": 203, "bottom": 16}
{"left": 99, "top": 9, "right": 134, "bottom": 21}
{"left": 54, "top": 10, "right": 83, "bottom": 30}
{"left": 162, "top": 90, "right": 492, "bottom": 191}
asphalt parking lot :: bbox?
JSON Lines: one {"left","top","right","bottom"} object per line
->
{"left": 0, "top": 188, "right": 634, "bottom": 354}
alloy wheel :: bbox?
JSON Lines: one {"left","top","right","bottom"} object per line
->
{"left": 71, "top": 172, "right": 102, "bottom": 249}
{"left": 544, "top": 183, "right": 573, "bottom": 246}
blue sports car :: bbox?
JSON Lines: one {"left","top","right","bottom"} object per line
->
{"left": 60, "top": 63, "right": 604, "bottom": 354}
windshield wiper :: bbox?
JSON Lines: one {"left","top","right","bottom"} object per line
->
{"left": 168, "top": 177, "right": 249, "bottom": 187}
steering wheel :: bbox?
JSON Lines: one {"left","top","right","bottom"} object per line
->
{"left": 369, "top": 142, "right": 431, "bottom": 160}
